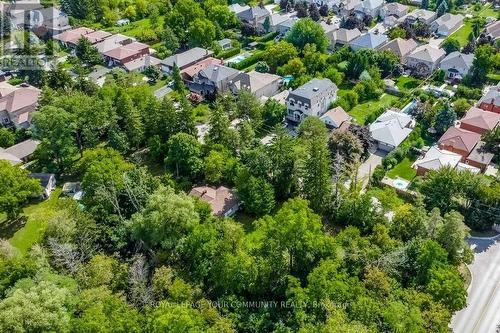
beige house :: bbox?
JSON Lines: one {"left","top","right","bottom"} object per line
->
{"left": 229, "top": 71, "right": 282, "bottom": 98}
{"left": 380, "top": 2, "right": 409, "bottom": 19}
{"left": 379, "top": 38, "right": 418, "bottom": 61}
{"left": 330, "top": 28, "right": 362, "bottom": 48}
{"left": 406, "top": 44, "right": 446, "bottom": 76}
{"left": 0, "top": 84, "right": 40, "bottom": 128}
{"left": 190, "top": 186, "right": 241, "bottom": 217}
{"left": 431, "top": 13, "right": 464, "bottom": 36}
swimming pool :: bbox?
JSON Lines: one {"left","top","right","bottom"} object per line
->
{"left": 393, "top": 178, "right": 410, "bottom": 190}
{"left": 226, "top": 53, "right": 249, "bottom": 65}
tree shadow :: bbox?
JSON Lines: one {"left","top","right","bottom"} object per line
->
{"left": 0, "top": 216, "right": 27, "bottom": 240}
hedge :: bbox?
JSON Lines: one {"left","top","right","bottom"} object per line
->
{"left": 231, "top": 51, "right": 265, "bottom": 70}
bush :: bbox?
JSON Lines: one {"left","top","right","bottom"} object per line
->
{"left": 217, "top": 47, "right": 240, "bottom": 60}
{"left": 371, "top": 165, "right": 387, "bottom": 186}
{"left": 231, "top": 51, "right": 265, "bottom": 70}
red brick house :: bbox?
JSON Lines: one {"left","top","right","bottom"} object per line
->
{"left": 478, "top": 86, "right": 500, "bottom": 114}
{"left": 103, "top": 42, "right": 150, "bottom": 67}
{"left": 438, "top": 127, "right": 481, "bottom": 159}
{"left": 459, "top": 107, "right": 499, "bottom": 135}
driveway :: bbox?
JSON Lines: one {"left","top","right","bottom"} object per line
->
{"left": 451, "top": 236, "right": 500, "bottom": 333}
{"left": 357, "top": 150, "right": 387, "bottom": 188}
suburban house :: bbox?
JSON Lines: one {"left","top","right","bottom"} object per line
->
{"left": 181, "top": 57, "right": 224, "bottom": 81}
{"left": 160, "top": 47, "right": 213, "bottom": 73}
{"left": 413, "top": 146, "right": 462, "bottom": 176}
{"left": 286, "top": 78, "right": 338, "bottom": 123}
{"left": 81, "top": 30, "right": 112, "bottom": 44}
{"left": 123, "top": 55, "right": 161, "bottom": 72}
{"left": 189, "top": 186, "right": 241, "bottom": 217}
{"left": 217, "top": 38, "right": 232, "bottom": 50}
{"left": 267, "top": 13, "right": 296, "bottom": 33}
{"left": 349, "top": 32, "right": 388, "bottom": 51}
{"left": 188, "top": 64, "right": 240, "bottom": 97}
{"left": 321, "top": 21, "right": 339, "bottom": 40}
{"left": 379, "top": 37, "right": 417, "bottom": 61}
{"left": 355, "top": 0, "right": 384, "bottom": 18}
{"left": 477, "top": 86, "right": 500, "bottom": 114}
{"left": 0, "top": 139, "right": 39, "bottom": 165}
{"left": 276, "top": 17, "right": 299, "bottom": 35}
{"left": 319, "top": 106, "right": 351, "bottom": 129}
{"left": 439, "top": 51, "right": 473, "bottom": 81}
{"left": 330, "top": 28, "right": 362, "bottom": 48}
{"left": 438, "top": 126, "right": 481, "bottom": 159}
{"left": 0, "top": 84, "right": 41, "bottom": 128}
{"left": 93, "top": 34, "right": 136, "bottom": 54}
{"left": 406, "top": 44, "right": 446, "bottom": 76}
{"left": 399, "top": 9, "right": 437, "bottom": 25}
{"left": 485, "top": 20, "right": 500, "bottom": 41}
{"left": 465, "top": 141, "right": 494, "bottom": 171}
{"left": 332, "top": 0, "right": 362, "bottom": 17}
{"left": 53, "top": 27, "right": 95, "bottom": 48}
{"left": 30, "top": 173, "right": 56, "bottom": 199}
{"left": 369, "top": 110, "right": 413, "bottom": 152}
{"left": 26, "top": 7, "right": 71, "bottom": 38}
{"left": 383, "top": 15, "right": 400, "bottom": 28}
{"left": 237, "top": 6, "right": 271, "bottom": 34}
{"left": 103, "top": 41, "right": 150, "bottom": 68}
{"left": 228, "top": 3, "right": 251, "bottom": 15}
{"left": 459, "top": 106, "right": 499, "bottom": 135}
{"left": 229, "top": 71, "right": 282, "bottom": 98}
{"left": 431, "top": 13, "right": 464, "bottom": 36}
{"left": 379, "top": 2, "right": 409, "bottom": 19}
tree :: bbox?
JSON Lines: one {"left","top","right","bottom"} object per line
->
{"left": 442, "top": 38, "right": 460, "bottom": 54}
{"left": 388, "top": 27, "right": 407, "bottom": 39}
{"left": 0, "top": 127, "right": 14, "bottom": 148}
{"left": 207, "top": 101, "right": 232, "bottom": 147}
{"left": 165, "top": 133, "right": 203, "bottom": 179}
{"left": 172, "top": 63, "right": 186, "bottom": 94}
{"left": 286, "top": 18, "right": 329, "bottom": 52}
{"left": 0, "top": 161, "right": 41, "bottom": 219}
{"left": 328, "top": 130, "right": 363, "bottom": 170}
{"left": 482, "top": 127, "right": 500, "bottom": 160}
{"left": 295, "top": 2, "right": 308, "bottom": 18}
{"left": 207, "top": 5, "right": 238, "bottom": 29}
{"left": 115, "top": 91, "right": 145, "bottom": 149}
{"left": 426, "top": 266, "right": 466, "bottom": 311}
{"left": 143, "top": 65, "right": 161, "bottom": 82}
{"left": 420, "top": 167, "right": 464, "bottom": 213}
{"left": 469, "top": 44, "right": 495, "bottom": 86}
{"left": 264, "top": 41, "right": 298, "bottom": 70}
{"left": 452, "top": 98, "right": 471, "bottom": 117}
{"left": 75, "top": 37, "right": 103, "bottom": 65}
{"left": 204, "top": 148, "right": 238, "bottom": 185}
{"left": 421, "top": 0, "right": 429, "bottom": 9}
{"left": 263, "top": 99, "right": 287, "bottom": 127}
{"left": 299, "top": 117, "right": 332, "bottom": 214}
{"left": 434, "top": 103, "right": 457, "bottom": 134}
{"left": 160, "top": 26, "right": 180, "bottom": 53}
{"left": 437, "top": 211, "right": 470, "bottom": 264}
{"left": 46, "top": 63, "right": 73, "bottom": 90}
{"left": 268, "top": 128, "right": 298, "bottom": 200}
{"left": 32, "top": 106, "right": 78, "bottom": 173}
{"left": 131, "top": 186, "right": 199, "bottom": 250}
{"left": 188, "top": 18, "right": 216, "bottom": 48}
{"left": 236, "top": 169, "right": 275, "bottom": 216}
{"left": 309, "top": 3, "right": 320, "bottom": 21}
{"left": 319, "top": 4, "right": 329, "bottom": 17}
{"left": 255, "top": 61, "right": 270, "bottom": 73}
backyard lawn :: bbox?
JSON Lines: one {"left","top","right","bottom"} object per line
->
{"left": 386, "top": 156, "right": 417, "bottom": 181}
{"left": 7, "top": 188, "right": 63, "bottom": 255}
{"left": 395, "top": 76, "right": 422, "bottom": 92}
{"left": 450, "top": 20, "right": 473, "bottom": 47}
{"left": 103, "top": 17, "right": 165, "bottom": 42}
{"left": 349, "top": 94, "right": 399, "bottom": 124}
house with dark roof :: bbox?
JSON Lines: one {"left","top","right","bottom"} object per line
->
{"left": 349, "top": 32, "right": 388, "bottom": 51}
{"left": 160, "top": 47, "right": 213, "bottom": 73}
{"left": 188, "top": 64, "right": 240, "bottom": 97}
{"left": 439, "top": 51, "right": 473, "bottom": 82}
{"left": 459, "top": 107, "right": 499, "bottom": 135}
{"left": 30, "top": 173, "right": 56, "bottom": 199}
{"left": 465, "top": 141, "right": 495, "bottom": 171}
{"left": 286, "top": 78, "right": 338, "bottom": 123}
{"left": 438, "top": 127, "right": 481, "bottom": 159}
{"left": 229, "top": 71, "right": 282, "bottom": 98}
{"left": 0, "top": 84, "right": 41, "bottom": 128}
{"left": 181, "top": 57, "right": 223, "bottom": 81}
{"left": 478, "top": 86, "right": 500, "bottom": 114}
{"left": 190, "top": 185, "right": 240, "bottom": 217}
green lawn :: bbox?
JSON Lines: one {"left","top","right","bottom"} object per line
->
{"left": 450, "top": 20, "right": 473, "bottom": 47}
{"left": 349, "top": 94, "right": 399, "bottom": 125}
{"left": 367, "top": 187, "right": 406, "bottom": 211}
{"left": 8, "top": 188, "right": 63, "bottom": 255}
{"left": 386, "top": 157, "right": 417, "bottom": 181}
{"left": 103, "top": 17, "right": 165, "bottom": 42}
{"left": 395, "top": 76, "right": 422, "bottom": 92}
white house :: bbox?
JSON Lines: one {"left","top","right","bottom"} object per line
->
{"left": 439, "top": 51, "right": 474, "bottom": 81}
{"left": 286, "top": 78, "right": 338, "bottom": 123}
{"left": 431, "top": 13, "right": 464, "bottom": 36}
{"left": 369, "top": 110, "right": 413, "bottom": 152}
{"left": 380, "top": 2, "right": 409, "bottom": 19}
{"left": 406, "top": 44, "right": 446, "bottom": 76}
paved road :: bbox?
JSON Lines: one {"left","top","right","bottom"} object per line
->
{"left": 451, "top": 236, "right": 500, "bottom": 333}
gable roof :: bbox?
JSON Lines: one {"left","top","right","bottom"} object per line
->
{"left": 382, "top": 2, "right": 409, "bottom": 14}
{"left": 486, "top": 20, "right": 500, "bottom": 40}
{"left": 228, "top": 3, "right": 250, "bottom": 14}
{"left": 161, "top": 47, "right": 213, "bottom": 69}
{"left": 181, "top": 57, "right": 223, "bottom": 79}
{"left": 413, "top": 146, "right": 462, "bottom": 171}
{"left": 29, "top": 173, "right": 55, "bottom": 189}
{"left": 379, "top": 37, "right": 417, "bottom": 58}
{"left": 460, "top": 106, "right": 500, "bottom": 132}
{"left": 94, "top": 34, "right": 135, "bottom": 53}
{"left": 0, "top": 85, "right": 40, "bottom": 114}
{"left": 237, "top": 6, "right": 270, "bottom": 22}
{"left": 408, "top": 44, "right": 446, "bottom": 63}
{"left": 3, "top": 139, "right": 39, "bottom": 160}
{"left": 399, "top": 9, "right": 436, "bottom": 23}
{"left": 350, "top": 32, "right": 388, "bottom": 49}
{"left": 123, "top": 55, "right": 161, "bottom": 72}
{"left": 333, "top": 28, "right": 362, "bottom": 43}
{"left": 320, "top": 106, "right": 351, "bottom": 127}
{"left": 478, "top": 86, "right": 500, "bottom": 107}
{"left": 466, "top": 141, "right": 494, "bottom": 166}
{"left": 53, "top": 27, "right": 94, "bottom": 44}
{"left": 360, "top": 0, "right": 384, "bottom": 10}
{"left": 439, "top": 51, "right": 473, "bottom": 71}
{"left": 369, "top": 110, "right": 413, "bottom": 147}
{"left": 438, "top": 127, "right": 481, "bottom": 153}
{"left": 432, "top": 13, "right": 463, "bottom": 30}
{"left": 82, "top": 30, "right": 112, "bottom": 44}
{"left": 197, "top": 65, "right": 240, "bottom": 83}
{"left": 103, "top": 41, "right": 149, "bottom": 61}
